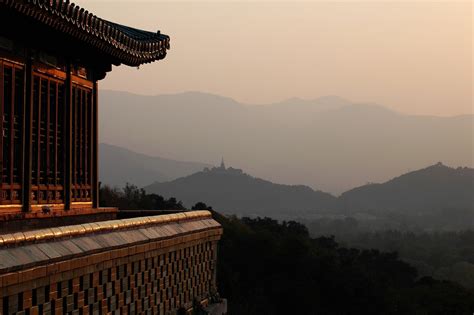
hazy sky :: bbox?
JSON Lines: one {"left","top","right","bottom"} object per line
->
{"left": 75, "top": 1, "right": 472, "bottom": 116}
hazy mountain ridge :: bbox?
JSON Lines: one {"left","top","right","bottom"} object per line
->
{"left": 144, "top": 162, "right": 473, "bottom": 216}
{"left": 340, "top": 162, "right": 474, "bottom": 213}
{"left": 100, "top": 90, "right": 473, "bottom": 194}
{"left": 99, "top": 143, "right": 212, "bottom": 188}
{"left": 145, "top": 165, "right": 337, "bottom": 216}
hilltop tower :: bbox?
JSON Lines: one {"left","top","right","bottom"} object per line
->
{"left": 220, "top": 157, "right": 226, "bottom": 169}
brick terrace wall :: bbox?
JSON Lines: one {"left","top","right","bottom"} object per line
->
{"left": 0, "top": 211, "right": 223, "bottom": 315}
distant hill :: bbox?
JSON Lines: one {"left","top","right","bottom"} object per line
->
{"left": 144, "top": 165, "right": 337, "bottom": 216}
{"left": 99, "top": 143, "right": 211, "bottom": 188}
{"left": 100, "top": 90, "right": 473, "bottom": 194}
{"left": 143, "top": 162, "right": 473, "bottom": 217}
{"left": 340, "top": 163, "right": 474, "bottom": 213}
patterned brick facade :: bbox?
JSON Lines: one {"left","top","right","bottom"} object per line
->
{"left": 0, "top": 211, "right": 223, "bottom": 315}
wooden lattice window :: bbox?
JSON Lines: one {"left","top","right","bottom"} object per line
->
{"left": 71, "top": 84, "right": 92, "bottom": 202}
{"left": 0, "top": 61, "right": 24, "bottom": 205}
{"left": 31, "top": 73, "right": 65, "bottom": 204}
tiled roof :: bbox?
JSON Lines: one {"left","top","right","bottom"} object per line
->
{"left": 0, "top": 211, "right": 222, "bottom": 274}
{"left": 0, "top": 210, "right": 214, "bottom": 247}
{"left": 0, "top": 0, "right": 170, "bottom": 66}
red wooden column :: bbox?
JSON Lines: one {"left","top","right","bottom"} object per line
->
{"left": 0, "top": 61, "right": 4, "bottom": 206}
{"left": 92, "top": 81, "right": 99, "bottom": 209}
{"left": 64, "top": 63, "right": 72, "bottom": 210}
{"left": 21, "top": 53, "right": 32, "bottom": 212}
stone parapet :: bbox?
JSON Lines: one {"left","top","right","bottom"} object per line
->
{"left": 0, "top": 210, "right": 223, "bottom": 315}
{"left": 0, "top": 210, "right": 214, "bottom": 248}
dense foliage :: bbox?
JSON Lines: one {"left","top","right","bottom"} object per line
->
{"left": 99, "top": 184, "right": 185, "bottom": 210}
{"left": 214, "top": 212, "right": 474, "bottom": 314}
{"left": 99, "top": 186, "right": 474, "bottom": 314}
{"left": 301, "top": 217, "right": 474, "bottom": 289}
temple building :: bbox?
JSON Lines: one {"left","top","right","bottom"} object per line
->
{"left": 0, "top": 1, "right": 225, "bottom": 314}
{"left": 0, "top": 0, "right": 169, "bottom": 216}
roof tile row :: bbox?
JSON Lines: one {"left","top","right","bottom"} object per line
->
{"left": 0, "top": 212, "right": 222, "bottom": 273}
{"left": 0, "top": 210, "right": 213, "bottom": 247}
{"left": 0, "top": 0, "right": 170, "bottom": 66}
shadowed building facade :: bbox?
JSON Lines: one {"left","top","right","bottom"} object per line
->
{"left": 0, "top": 1, "right": 224, "bottom": 314}
{"left": 0, "top": 0, "right": 169, "bottom": 216}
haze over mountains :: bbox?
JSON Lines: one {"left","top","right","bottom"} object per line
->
{"left": 144, "top": 162, "right": 473, "bottom": 218}
{"left": 340, "top": 163, "right": 474, "bottom": 213}
{"left": 145, "top": 164, "right": 337, "bottom": 216}
{"left": 100, "top": 90, "right": 473, "bottom": 194}
{"left": 99, "top": 143, "right": 211, "bottom": 188}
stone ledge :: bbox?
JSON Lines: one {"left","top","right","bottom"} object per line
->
{"left": 0, "top": 210, "right": 213, "bottom": 247}
{"left": 0, "top": 210, "right": 222, "bottom": 275}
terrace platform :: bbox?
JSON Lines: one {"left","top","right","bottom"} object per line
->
{"left": 0, "top": 210, "right": 225, "bottom": 315}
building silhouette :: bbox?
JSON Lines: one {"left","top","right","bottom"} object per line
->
{"left": 0, "top": 1, "right": 225, "bottom": 314}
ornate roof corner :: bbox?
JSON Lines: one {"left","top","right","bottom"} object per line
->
{"left": 0, "top": 0, "right": 170, "bottom": 66}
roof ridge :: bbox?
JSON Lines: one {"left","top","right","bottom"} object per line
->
{"left": 0, "top": 0, "right": 170, "bottom": 66}
{"left": 0, "top": 211, "right": 212, "bottom": 247}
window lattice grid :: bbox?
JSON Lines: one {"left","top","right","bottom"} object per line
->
{"left": 71, "top": 84, "right": 92, "bottom": 202}
{"left": 31, "top": 73, "right": 65, "bottom": 204}
{"left": 0, "top": 61, "right": 24, "bottom": 205}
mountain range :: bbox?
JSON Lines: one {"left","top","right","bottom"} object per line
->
{"left": 339, "top": 162, "right": 474, "bottom": 213}
{"left": 145, "top": 164, "right": 337, "bottom": 216}
{"left": 99, "top": 91, "right": 473, "bottom": 194}
{"left": 144, "top": 162, "right": 473, "bottom": 217}
{"left": 99, "top": 143, "right": 211, "bottom": 188}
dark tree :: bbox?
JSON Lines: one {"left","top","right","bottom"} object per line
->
{"left": 191, "top": 202, "right": 213, "bottom": 211}
{"left": 99, "top": 184, "right": 185, "bottom": 210}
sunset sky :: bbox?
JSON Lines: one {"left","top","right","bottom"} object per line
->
{"left": 75, "top": 1, "right": 472, "bottom": 116}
